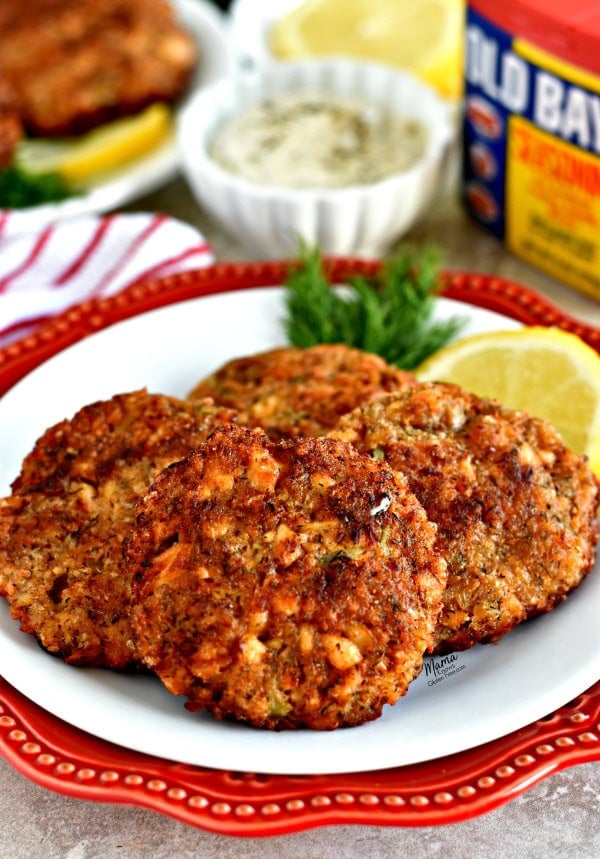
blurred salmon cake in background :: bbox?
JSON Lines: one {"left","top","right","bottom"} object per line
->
{"left": 329, "top": 382, "right": 600, "bottom": 654}
{"left": 0, "top": 0, "right": 197, "bottom": 144}
{"left": 0, "top": 391, "right": 237, "bottom": 669}
{"left": 127, "top": 424, "right": 447, "bottom": 730}
{"left": 188, "top": 343, "right": 417, "bottom": 440}
{"left": 0, "top": 76, "right": 23, "bottom": 167}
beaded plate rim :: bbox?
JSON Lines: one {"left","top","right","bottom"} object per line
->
{"left": 0, "top": 260, "right": 599, "bottom": 836}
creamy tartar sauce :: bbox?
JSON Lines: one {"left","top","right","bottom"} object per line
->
{"left": 209, "top": 92, "right": 427, "bottom": 189}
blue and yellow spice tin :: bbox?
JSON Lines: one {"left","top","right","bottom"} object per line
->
{"left": 464, "top": 0, "right": 600, "bottom": 300}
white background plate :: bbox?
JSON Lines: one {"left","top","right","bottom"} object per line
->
{"left": 2, "top": 0, "right": 231, "bottom": 237}
{"left": 0, "top": 288, "right": 599, "bottom": 775}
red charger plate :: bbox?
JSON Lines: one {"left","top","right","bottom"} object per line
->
{"left": 1, "top": 259, "right": 599, "bottom": 836}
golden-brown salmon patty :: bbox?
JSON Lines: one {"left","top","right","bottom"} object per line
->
{"left": 329, "top": 382, "right": 600, "bottom": 654}
{"left": 128, "top": 425, "right": 446, "bottom": 729}
{"left": 0, "top": 391, "right": 237, "bottom": 668}
{"left": 188, "top": 344, "right": 416, "bottom": 440}
{"left": 0, "top": 0, "right": 197, "bottom": 137}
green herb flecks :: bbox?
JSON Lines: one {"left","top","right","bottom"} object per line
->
{"left": 283, "top": 245, "right": 466, "bottom": 370}
{"left": 0, "top": 165, "right": 71, "bottom": 209}
{"left": 319, "top": 546, "right": 364, "bottom": 564}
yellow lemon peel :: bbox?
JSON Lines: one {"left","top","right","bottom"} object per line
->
{"left": 17, "top": 103, "right": 172, "bottom": 185}
{"left": 269, "top": 0, "right": 465, "bottom": 100}
{"left": 415, "top": 326, "right": 600, "bottom": 473}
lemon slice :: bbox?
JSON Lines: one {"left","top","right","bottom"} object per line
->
{"left": 415, "top": 326, "right": 600, "bottom": 472}
{"left": 16, "top": 103, "right": 172, "bottom": 185}
{"left": 269, "top": 0, "right": 465, "bottom": 100}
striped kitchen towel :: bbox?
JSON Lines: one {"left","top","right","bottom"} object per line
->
{"left": 0, "top": 212, "right": 214, "bottom": 348}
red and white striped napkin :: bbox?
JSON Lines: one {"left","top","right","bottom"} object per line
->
{"left": 0, "top": 212, "right": 214, "bottom": 348}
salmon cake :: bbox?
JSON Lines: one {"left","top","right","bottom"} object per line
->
{"left": 329, "top": 382, "right": 600, "bottom": 654}
{"left": 127, "top": 424, "right": 446, "bottom": 730}
{"left": 0, "top": 391, "right": 237, "bottom": 668}
{"left": 187, "top": 344, "right": 417, "bottom": 440}
{"left": 0, "top": 0, "right": 197, "bottom": 137}
{"left": 0, "top": 76, "right": 22, "bottom": 166}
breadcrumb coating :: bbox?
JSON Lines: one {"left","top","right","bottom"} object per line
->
{"left": 329, "top": 382, "right": 600, "bottom": 653}
{"left": 188, "top": 343, "right": 416, "bottom": 440}
{"left": 0, "top": 390, "right": 237, "bottom": 668}
{"left": 128, "top": 425, "right": 446, "bottom": 729}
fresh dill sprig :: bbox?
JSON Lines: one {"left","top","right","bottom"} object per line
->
{"left": 0, "top": 164, "right": 71, "bottom": 209}
{"left": 283, "top": 244, "right": 466, "bottom": 370}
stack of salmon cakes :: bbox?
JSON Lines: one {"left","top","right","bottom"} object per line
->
{"left": 127, "top": 424, "right": 446, "bottom": 729}
{"left": 328, "top": 382, "right": 600, "bottom": 654}
{"left": 0, "top": 0, "right": 197, "bottom": 150}
{"left": 0, "top": 391, "right": 237, "bottom": 669}
{"left": 1, "top": 344, "right": 598, "bottom": 730}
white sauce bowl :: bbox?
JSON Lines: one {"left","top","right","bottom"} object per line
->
{"left": 177, "top": 59, "right": 455, "bottom": 258}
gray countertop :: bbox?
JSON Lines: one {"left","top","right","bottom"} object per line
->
{"left": 1, "top": 751, "right": 600, "bottom": 858}
{"left": 1, "top": 178, "right": 599, "bottom": 858}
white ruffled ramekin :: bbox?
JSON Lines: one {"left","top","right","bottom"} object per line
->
{"left": 177, "top": 59, "right": 455, "bottom": 258}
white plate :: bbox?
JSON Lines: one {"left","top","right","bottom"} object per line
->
{"left": 0, "top": 288, "right": 599, "bottom": 775}
{"left": 1, "top": 0, "right": 231, "bottom": 238}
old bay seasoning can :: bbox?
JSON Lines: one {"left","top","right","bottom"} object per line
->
{"left": 463, "top": 0, "right": 600, "bottom": 301}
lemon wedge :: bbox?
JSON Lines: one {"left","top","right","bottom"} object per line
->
{"left": 269, "top": 0, "right": 465, "bottom": 100}
{"left": 415, "top": 326, "right": 600, "bottom": 472}
{"left": 16, "top": 103, "right": 172, "bottom": 185}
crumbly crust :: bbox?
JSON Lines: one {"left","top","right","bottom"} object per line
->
{"left": 0, "top": 390, "right": 237, "bottom": 668}
{"left": 128, "top": 425, "right": 446, "bottom": 729}
{"left": 188, "top": 343, "right": 416, "bottom": 440}
{"left": 330, "top": 382, "right": 600, "bottom": 653}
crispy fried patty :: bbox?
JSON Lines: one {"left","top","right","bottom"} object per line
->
{"left": 0, "top": 0, "right": 197, "bottom": 137}
{"left": 128, "top": 424, "right": 446, "bottom": 730}
{"left": 329, "top": 382, "right": 600, "bottom": 654}
{"left": 187, "top": 344, "right": 417, "bottom": 440}
{"left": 0, "top": 391, "right": 237, "bottom": 668}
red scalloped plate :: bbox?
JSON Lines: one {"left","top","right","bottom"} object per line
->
{"left": 1, "top": 260, "right": 599, "bottom": 836}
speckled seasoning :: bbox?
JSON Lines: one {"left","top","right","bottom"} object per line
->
{"left": 209, "top": 92, "right": 426, "bottom": 189}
